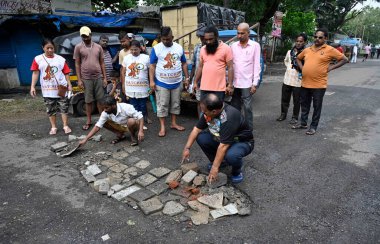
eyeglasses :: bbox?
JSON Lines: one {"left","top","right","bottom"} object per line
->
{"left": 314, "top": 36, "right": 324, "bottom": 40}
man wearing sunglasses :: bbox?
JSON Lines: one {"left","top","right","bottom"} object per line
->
{"left": 293, "top": 28, "right": 348, "bottom": 135}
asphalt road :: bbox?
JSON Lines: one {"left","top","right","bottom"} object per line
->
{"left": 0, "top": 59, "right": 379, "bottom": 243}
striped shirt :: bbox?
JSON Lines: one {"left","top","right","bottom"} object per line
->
{"left": 103, "top": 50, "right": 113, "bottom": 82}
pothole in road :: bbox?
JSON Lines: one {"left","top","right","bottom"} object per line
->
{"left": 52, "top": 139, "right": 252, "bottom": 226}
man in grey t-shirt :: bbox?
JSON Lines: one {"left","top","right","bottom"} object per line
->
{"left": 74, "top": 26, "right": 107, "bottom": 130}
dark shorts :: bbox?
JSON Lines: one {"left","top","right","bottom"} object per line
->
{"left": 44, "top": 97, "right": 69, "bottom": 116}
{"left": 83, "top": 78, "right": 104, "bottom": 103}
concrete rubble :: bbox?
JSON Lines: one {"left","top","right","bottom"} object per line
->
{"left": 51, "top": 142, "right": 68, "bottom": 152}
{"left": 78, "top": 151, "right": 252, "bottom": 225}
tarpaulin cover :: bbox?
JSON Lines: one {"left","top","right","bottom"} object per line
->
{"left": 197, "top": 2, "right": 245, "bottom": 29}
{"left": 1, "top": 13, "right": 141, "bottom": 31}
{"left": 340, "top": 38, "right": 359, "bottom": 46}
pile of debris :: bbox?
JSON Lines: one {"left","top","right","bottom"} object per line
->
{"left": 51, "top": 141, "right": 252, "bottom": 225}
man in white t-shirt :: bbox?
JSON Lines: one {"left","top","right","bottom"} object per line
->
{"left": 149, "top": 26, "right": 190, "bottom": 137}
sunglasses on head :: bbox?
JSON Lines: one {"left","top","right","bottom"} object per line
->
{"left": 314, "top": 36, "right": 324, "bottom": 40}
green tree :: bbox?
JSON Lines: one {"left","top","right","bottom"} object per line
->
{"left": 342, "top": 7, "right": 380, "bottom": 44}
{"left": 92, "top": 0, "right": 138, "bottom": 12}
{"left": 281, "top": 11, "right": 316, "bottom": 39}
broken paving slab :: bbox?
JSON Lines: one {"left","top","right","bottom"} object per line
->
{"left": 149, "top": 167, "right": 171, "bottom": 178}
{"left": 147, "top": 180, "right": 168, "bottom": 195}
{"left": 109, "top": 164, "right": 128, "bottom": 173}
{"left": 193, "top": 175, "right": 206, "bottom": 186}
{"left": 101, "top": 159, "right": 120, "bottom": 168}
{"left": 191, "top": 209, "right": 210, "bottom": 225}
{"left": 111, "top": 185, "right": 141, "bottom": 201}
{"left": 124, "top": 166, "right": 138, "bottom": 174}
{"left": 197, "top": 192, "right": 224, "bottom": 209}
{"left": 68, "top": 135, "right": 77, "bottom": 142}
{"left": 107, "top": 172, "right": 123, "bottom": 179}
{"left": 51, "top": 142, "right": 68, "bottom": 152}
{"left": 128, "top": 188, "right": 155, "bottom": 202}
{"left": 87, "top": 164, "right": 102, "bottom": 176}
{"left": 165, "top": 170, "right": 182, "bottom": 184}
{"left": 163, "top": 201, "right": 186, "bottom": 216}
{"left": 207, "top": 172, "right": 227, "bottom": 189}
{"left": 238, "top": 206, "right": 251, "bottom": 216}
{"left": 170, "top": 187, "right": 191, "bottom": 198}
{"left": 138, "top": 197, "right": 163, "bottom": 215}
{"left": 210, "top": 203, "right": 238, "bottom": 219}
{"left": 181, "top": 170, "right": 198, "bottom": 186}
{"left": 81, "top": 169, "right": 96, "bottom": 183}
{"left": 135, "top": 173, "right": 157, "bottom": 187}
{"left": 125, "top": 146, "right": 139, "bottom": 154}
{"left": 98, "top": 181, "right": 110, "bottom": 194}
{"left": 134, "top": 160, "right": 150, "bottom": 169}
{"left": 110, "top": 180, "right": 136, "bottom": 192}
{"left": 127, "top": 156, "right": 141, "bottom": 164}
{"left": 188, "top": 200, "right": 209, "bottom": 212}
{"left": 181, "top": 162, "right": 199, "bottom": 174}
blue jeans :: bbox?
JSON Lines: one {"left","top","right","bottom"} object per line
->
{"left": 129, "top": 97, "right": 148, "bottom": 117}
{"left": 231, "top": 88, "right": 253, "bottom": 130}
{"left": 196, "top": 131, "right": 254, "bottom": 176}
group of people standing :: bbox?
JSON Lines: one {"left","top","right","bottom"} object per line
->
{"left": 29, "top": 24, "right": 349, "bottom": 184}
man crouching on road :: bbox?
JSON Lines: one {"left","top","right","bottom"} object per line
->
{"left": 79, "top": 95, "right": 144, "bottom": 147}
{"left": 181, "top": 93, "right": 254, "bottom": 183}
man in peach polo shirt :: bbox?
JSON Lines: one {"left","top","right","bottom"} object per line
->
{"left": 293, "top": 28, "right": 348, "bottom": 135}
{"left": 231, "top": 22, "right": 261, "bottom": 130}
{"left": 194, "top": 25, "right": 234, "bottom": 102}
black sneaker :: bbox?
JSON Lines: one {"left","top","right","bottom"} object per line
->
{"left": 292, "top": 124, "right": 308, "bottom": 129}
{"left": 289, "top": 118, "right": 298, "bottom": 124}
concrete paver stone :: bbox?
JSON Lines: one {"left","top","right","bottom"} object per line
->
{"left": 87, "top": 164, "right": 102, "bottom": 176}
{"left": 101, "top": 159, "right": 120, "bottom": 168}
{"left": 149, "top": 167, "right": 171, "bottom": 178}
{"left": 51, "top": 142, "right": 68, "bottom": 152}
{"left": 147, "top": 180, "right": 168, "bottom": 195}
{"left": 138, "top": 197, "right": 164, "bottom": 215}
{"left": 81, "top": 169, "right": 96, "bottom": 183}
{"left": 109, "top": 163, "right": 128, "bottom": 173}
{"left": 207, "top": 172, "right": 227, "bottom": 188}
{"left": 135, "top": 173, "right": 157, "bottom": 187}
{"left": 112, "top": 151, "right": 129, "bottom": 160}
{"left": 162, "top": 201, "right": 186, "bottom": 216}
{"left": 170, "top": 187, "right": 191, "bottom": 198}
{"left": 127, "top": 156, "right": 141, "bottom": 164}
{"left": 181, "top": 162, "right": 199, "bottom": 174}
{"left": 193, "top": 175, "right": 206, "bottom": 186}
{"left": 134, "top": 160, "right": 150, "bottom": 169}
{"left": 197, "top": 192, "right": 224, "bottom": 209}
{"left": 128, "top": 188, "right": 155, "bottom": 202}
{"left": 111, "top": 185, "right": 141, "bottom": 201}
{"left": 181, "top": 170, "right": 198, "bottom": 185}
{"left": 165, "top": 170, "right": 182, "bottom": 184}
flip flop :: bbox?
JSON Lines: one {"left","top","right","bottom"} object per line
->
{"left": 63, "top": 126, "right": 72, "bottom": 134}
{"left": 82, "top": 123, "right": 92, "bottom": 131}
{"left": 49, "top": 128, "right": 58, "bottom": 135}
{"left": 111, "top": 136, "right": 127, "bottom": 144}
{"left": 170, "top": 125, "right": 185, "bottom": 131}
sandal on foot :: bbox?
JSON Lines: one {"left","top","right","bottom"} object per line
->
{"left": 82, "top": 123, "right": 92, "bottom": 131}
{"left": 49, "top": 128, "right": 58, "bottom": 135}
{"left": 170, "top": 125, "right": 185, "bottom": 131}
{"left": 306, "top": 128, "right": 316, "bottom": 135}
{"left": 130, "top": 141, "right": 139, "bottom": 146}
{"left": 63, "top": 126, "right": 72, "bottom": 134}
{"left": 111, "top": 136, "right": 126, "bottom": 144}
{"left": 158, "top": 131, "right": 166, "bottom": 137}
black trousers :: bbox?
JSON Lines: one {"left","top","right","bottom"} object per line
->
{"left": 300, "top": 87, "right": 326, "bottom": 130}
{"left": 280, "top": 83, "right": 301, "bottom": 119}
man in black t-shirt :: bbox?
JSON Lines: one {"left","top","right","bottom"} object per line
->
{"left": 182, "top": 93, "right": 254, "bottom": 183}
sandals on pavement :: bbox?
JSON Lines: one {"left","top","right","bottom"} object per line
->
{"left": 306, "top": 128, "right": 316, "bottom": 135}
{"left": 49, "top": 128, "right": 58, "bottom": 135}
{"left": 82, "top": 123, "right": 92, "bottom": 131}
{"left": 111, "top": 136, "right": 127, "bottom": 144}
{"left": 63, "top": 126, "right": 72, "bottom": 134}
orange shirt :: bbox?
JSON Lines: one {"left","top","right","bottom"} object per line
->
{"left": 298, "top": 44, "right": 344, "bottom": 88}
{"left": 200, "top": 42, "right": 233, "bottom": 91}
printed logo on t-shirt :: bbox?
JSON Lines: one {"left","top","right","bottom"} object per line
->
{"left": 163, "top": 52, "right": 179, "bottom": 69}
{"left": 43, "top": 65, "right": 58, "bottom": 81}
{"left": 127, "top": 62, "right": 146, "bottom": 78}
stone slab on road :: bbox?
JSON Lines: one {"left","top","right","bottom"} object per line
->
{"left": 197, "top": 193, "right": 224, "bottom": 209}
{"left": 138, "top": 197, "right": 164, "bottom": 215}
{"left": 147, "top": 180, "right": 168, "bottom": 195}
{"left": 162, "top": 201, "right": 186, "bottom": 216}
{"left": 128, "top": 188, "right": 155, "bottom": 202}
{"left": 149, "top": 167, "right": 171, "bottom": 178}
{"left": 111, "top": 185, "right": 141, "bottom": 201}
{"left": 81, "top": 169, "right": 96, "bottom": 183}
{"left": 135, "top": 173, "right": 157, "bottom": 187}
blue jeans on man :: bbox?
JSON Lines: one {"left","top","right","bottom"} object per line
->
{"left": 231, "top": 88, "right": 253, "bottom": 130}
{"left": 196, "top": 131, "right": 254, "bottom": 176}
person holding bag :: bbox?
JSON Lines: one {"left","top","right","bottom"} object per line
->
{"left": 30, "top": 38, "right": 72, "bottom": 135}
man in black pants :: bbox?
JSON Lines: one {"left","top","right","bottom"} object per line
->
{"left": 277, "top": 33, "right": 307, "bottom": 124}
{"left": 293, "top": 28, "right": 348, "bottom": 135}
